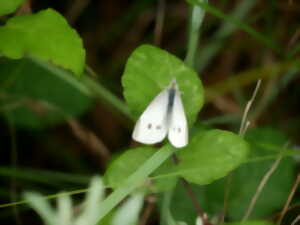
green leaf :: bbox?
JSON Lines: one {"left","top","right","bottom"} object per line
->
{"left": 122, "top": 44, "right": 204, "bottom": 126}
{"left": 0, "top": 8, "right": 85, "bottom": 76}
{"left": 205, "top": 128, "right": 296, "bottom": 220}
{"left": 177, "top": 129, "right": 250, "bottom": 185}
{"left": 104, "top": 147, "right": 156, "bottom": 189}
{"left": 168, "top": 183, "right": 207, "bottom": 225}
{"left": 0, "top": 0, "right": 24, "bottom": 16}
{"left": 97, "top": 145, "right": 176, "bottom": 222}
{"left": 0, "top": 57, "right": 91, "bottom": 129}
{"left": 104, "top": 147, "right": 177, "bottom": 192}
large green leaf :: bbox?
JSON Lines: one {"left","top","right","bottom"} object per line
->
{"left": 122, "top": 44, "right": 204, "bottom": 126}
{"left": 0, "top": 0, "right": 24, "bottom": 16}
{"left": 104, "top": 147, "right": 156, "bottom": 189}
{"left": 176, "top": 129, "right": 250, "bottom": 185}
{"left": 205, "top": 128, "right": 296, "bottom": 220}
{"left": 115, "top": 129, "right": 249, "bottom": 188}
{"left": 97, "top": 145, "right": 176, "bottom": 222}
{"left": 0, "top": 9, "right": 85, "bottom": 76}
{"left": 0, "top": 57, "right": 91, "bottom": 129}
{"left": 104, "top": 147, "right": 177, "bottom": 191}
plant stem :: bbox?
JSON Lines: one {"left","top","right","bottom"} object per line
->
{"left": 185, "top": 1, "right": 207, "bottom": 68}
{"left": 82, "top": 75, "right": 133, "bottom": 120}
{"left": 175, "top": 1, "right": 210, "bottom": 224}
{"left": 154, "top": 0, "right": 166, "bottom": 46}
{"left": 277, "top": 173, "right": 300, "bottom": 225}
{"left": 242, "top": 146, "right": 286, "bottom": 222}
{"left": 187, "top": 0, "right": 280, "bottom": 54}
{"left": 172, "top": 155, "right": 211, "bottom": 225}
{"left": 95, "top": 146, "right": 176, "bottom": 223}
{"left": 161, "top": 187, "right": 177, "bottom": 225}
{"left": 195, "top": 0, "right": 257, "bottom": 71}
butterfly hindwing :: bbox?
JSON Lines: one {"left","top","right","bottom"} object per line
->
{"left": 168, "top": 90, "right": 188, "bottom": 148}
{"left": 132, "top": 88, "right": 169, "bottom": 144}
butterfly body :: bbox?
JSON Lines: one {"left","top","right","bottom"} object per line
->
{"left": 132, "top": 80, "right": 188, "bottom": 148}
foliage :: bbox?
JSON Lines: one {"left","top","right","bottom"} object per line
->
{"left": 177, "top": 129, "right": 249, "bottom": 185}
{"left": 0, "top": 57, "right": 91, "bottom": 128}
{"left": 122, "top": 44, "right": 204, "bottom": 125}
{"left": 0, "top": 9, "right": 85, "bottom": 75}
{"left": 0, "top": 0, "right": 24, "bottom": 16}
{"left": 0, "top": 1, "right": 298, "bottom": 225}
{"left": 104, "top": 147, "right": 156, "bottom": 189}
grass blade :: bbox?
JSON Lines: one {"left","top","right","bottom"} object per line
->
{"left": 95, "top": 145, "right": 175, "bottom": 223}
{"left": 186, "top": 0, "right": 280, "bottom": 54}
{"left": 185, "top": 1, "right": 207, "bottom": 68}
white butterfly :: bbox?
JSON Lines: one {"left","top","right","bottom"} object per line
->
{"left": 132, "top": 79, "right": 188, "bottom": 148}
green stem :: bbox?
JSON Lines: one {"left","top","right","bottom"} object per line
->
{"left": 185, "top": 1, "right": 207, "bottom": 68}
{"left": 187, "top": 0, "right": 280, "bottom": 54}
{"left": 95, "top": 145, "right": 176, "bottom": 222}
{"left": 195, "top": 0, "right": 257, "bottom": 71}
{"left": 82, "top": 76, "right": 133, "bottom": 120}
{"left": 161, "top": 188, "right": 177, "bottom": 225}
{"left": 30, "top": 56, "right": 132, "bottom": 121}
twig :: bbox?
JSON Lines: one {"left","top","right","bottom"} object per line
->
{"left": 250, "top": 77, "right": 277, "bottom": 125}
{"left": 2, "top": 92, "right": 112, "bottom": 166}
{"left": 286, "top": 29, "right": 300, "bottom": 52}
{"left": 15, "top": 0, "right": 32, "bottom": 15}
{"left": 154, "top": 0, "right": 166, "bottom": 46}
{"left": 172, "top": 154, "right": 211, "bottom": 225}
{"left": 291, "top": 214, "right": 300, "bottom": 225}
{"left": 65, "top": 0, "right": 90, "bottom": 24}
{"left": 67, "top": 119, "right": 111, "bottom": 164}
{"left": 239, "top": 79, "right": 261, "bottom": 136}
{"left": 222, "top": 79, "right": 261, "bottom": 222}
{"left": 242, "top": 149, "right": 284, "bottom": 221}
{"left": 277, "top": 173, "right": 300, "bottom": 225}
{"left": 271, "top": 202, "right": 300, "bottom": 219}
{"left": 21, "top": 99, "right": 112, "bottom": 165}
{"left": 139, "top": 195, "right": 156, "bottom": 225}
{"left": 221, "top": 173, "right": 233, "bottom": 224}
{"left": 180, "top": 178, "right": 209, "bottom": 223}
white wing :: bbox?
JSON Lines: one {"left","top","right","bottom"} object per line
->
{"left": 132, "top": 88, "right": 169, "bottom": 144}
{"left": 168, "top": 90, "right": 188, "bottom": 148}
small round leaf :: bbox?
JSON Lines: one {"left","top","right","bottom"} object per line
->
{"left": 177, "top": 129, "right": 250, "bottom": 185}
{"left": 122, "top": 44, "right": 204, "bottom": 125}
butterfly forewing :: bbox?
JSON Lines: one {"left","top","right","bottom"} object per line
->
{"left": 132, "top": 88, "right": 169, "bottom": 144}
{"left": 168, "top": 90, "right": 188, "bottom": 148}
